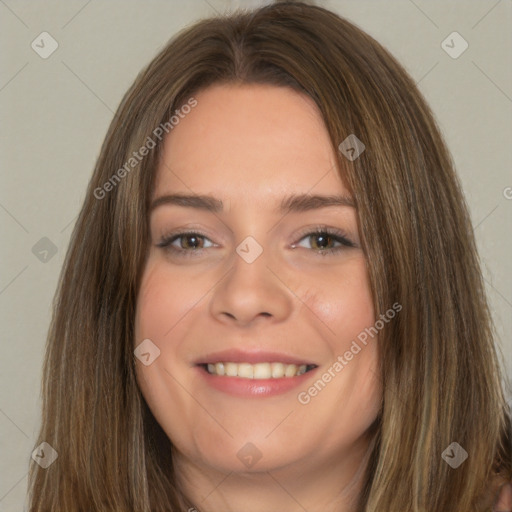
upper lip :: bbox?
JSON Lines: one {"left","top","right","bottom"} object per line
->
{"left": 194, "top": 349, "right": 316, "bottom": 366}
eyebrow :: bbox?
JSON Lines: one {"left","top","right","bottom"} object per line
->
{"left": 150, "top": 193, "right": 355, "bottom": 214}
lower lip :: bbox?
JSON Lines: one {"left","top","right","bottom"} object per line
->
{"left": 195, "top": 365, "right": 318, "bottom": 397}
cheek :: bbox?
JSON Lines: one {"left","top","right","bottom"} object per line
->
{"left": 133, "top": 262, "right": 204, "bottom": 443}
{"left": 134, "top": 260, "right": 201, "bottom": 343}
{"left": 299, "top": 257, "right": 375, "bottom": 349}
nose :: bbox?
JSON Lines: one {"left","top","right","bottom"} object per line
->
{"left": 209, "top": 243, "right": 294, "bottom": 328}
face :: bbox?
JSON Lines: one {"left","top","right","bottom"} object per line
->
{"left": 134, "top": 83, "right": 382, "bottom": 477}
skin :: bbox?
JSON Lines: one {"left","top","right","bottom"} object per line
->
{"left": 133, "top": 82, "right": 385, "bottom": 511}
{"left": 495, "top": 482, "right": 512, "bottom": 511}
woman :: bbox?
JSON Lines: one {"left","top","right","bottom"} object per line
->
{"left": 27, "top": 1, "right": 512, "bottom": 510}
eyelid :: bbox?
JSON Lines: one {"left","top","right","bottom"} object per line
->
{"left": 291, "top": 225, "right": 357, "bottom": 251}
{"left": 156, "top": 224, "right": 356, "bottom": 258}
{"left": 156, "top": 229, "right": 215, "bottom": 249}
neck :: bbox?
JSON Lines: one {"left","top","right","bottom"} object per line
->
{"left": 174, "top": 431, "right": 376, "bottom": 512}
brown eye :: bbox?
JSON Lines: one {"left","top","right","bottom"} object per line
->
{"left": 309, "top": 233, "right": 336, "bottom": 250}
{"left": 292, "top": 227, "right": 356, "bottom": 256}
{"left": 178, "top": 234, "right": 205, "bottom": 250}
{"left": 156, "top": 231, "right": 215, "bottom": 258}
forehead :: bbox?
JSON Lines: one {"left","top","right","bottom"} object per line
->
{"left": 153, "top": 83, "right": 347, "bottom": 199}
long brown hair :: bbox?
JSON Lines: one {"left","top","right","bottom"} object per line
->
{"left": 27, "top": 1, "right": 511, "bottom": 510}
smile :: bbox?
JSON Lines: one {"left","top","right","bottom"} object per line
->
{"left": 201, "top": 362, "right": 317, "bottom": 379}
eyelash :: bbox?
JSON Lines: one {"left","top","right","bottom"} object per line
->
{"left": 156, "top": 225, "right": 356, "bottom": 259}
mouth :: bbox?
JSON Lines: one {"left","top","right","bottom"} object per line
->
{"left": 198, "top": 362, "right": 318, "bottom": 379}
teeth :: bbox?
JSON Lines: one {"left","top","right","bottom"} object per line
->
{"left": 285, "top": 364, "right": 298, "bottom": 377}
{"left": 238, "top": 363, "right": 253, "bottom": 378}
{"left": 225, "top": 362, "right": 237, "bottom": 377}
{"left": 204, "top": 362, "right": 309, "bottom": 379}
{"left": 271, "top": 362, "right": 284, "bottom": 378}
{"left": 254, "top": 363, "right": 271, "bottom": 379}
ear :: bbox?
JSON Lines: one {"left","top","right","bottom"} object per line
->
{"left": 494, "top": 481, "right": 512, "bottom": 512}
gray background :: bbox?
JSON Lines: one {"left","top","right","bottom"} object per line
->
{"left": 1, "top": 1, "right": 511, "bottom": 510}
